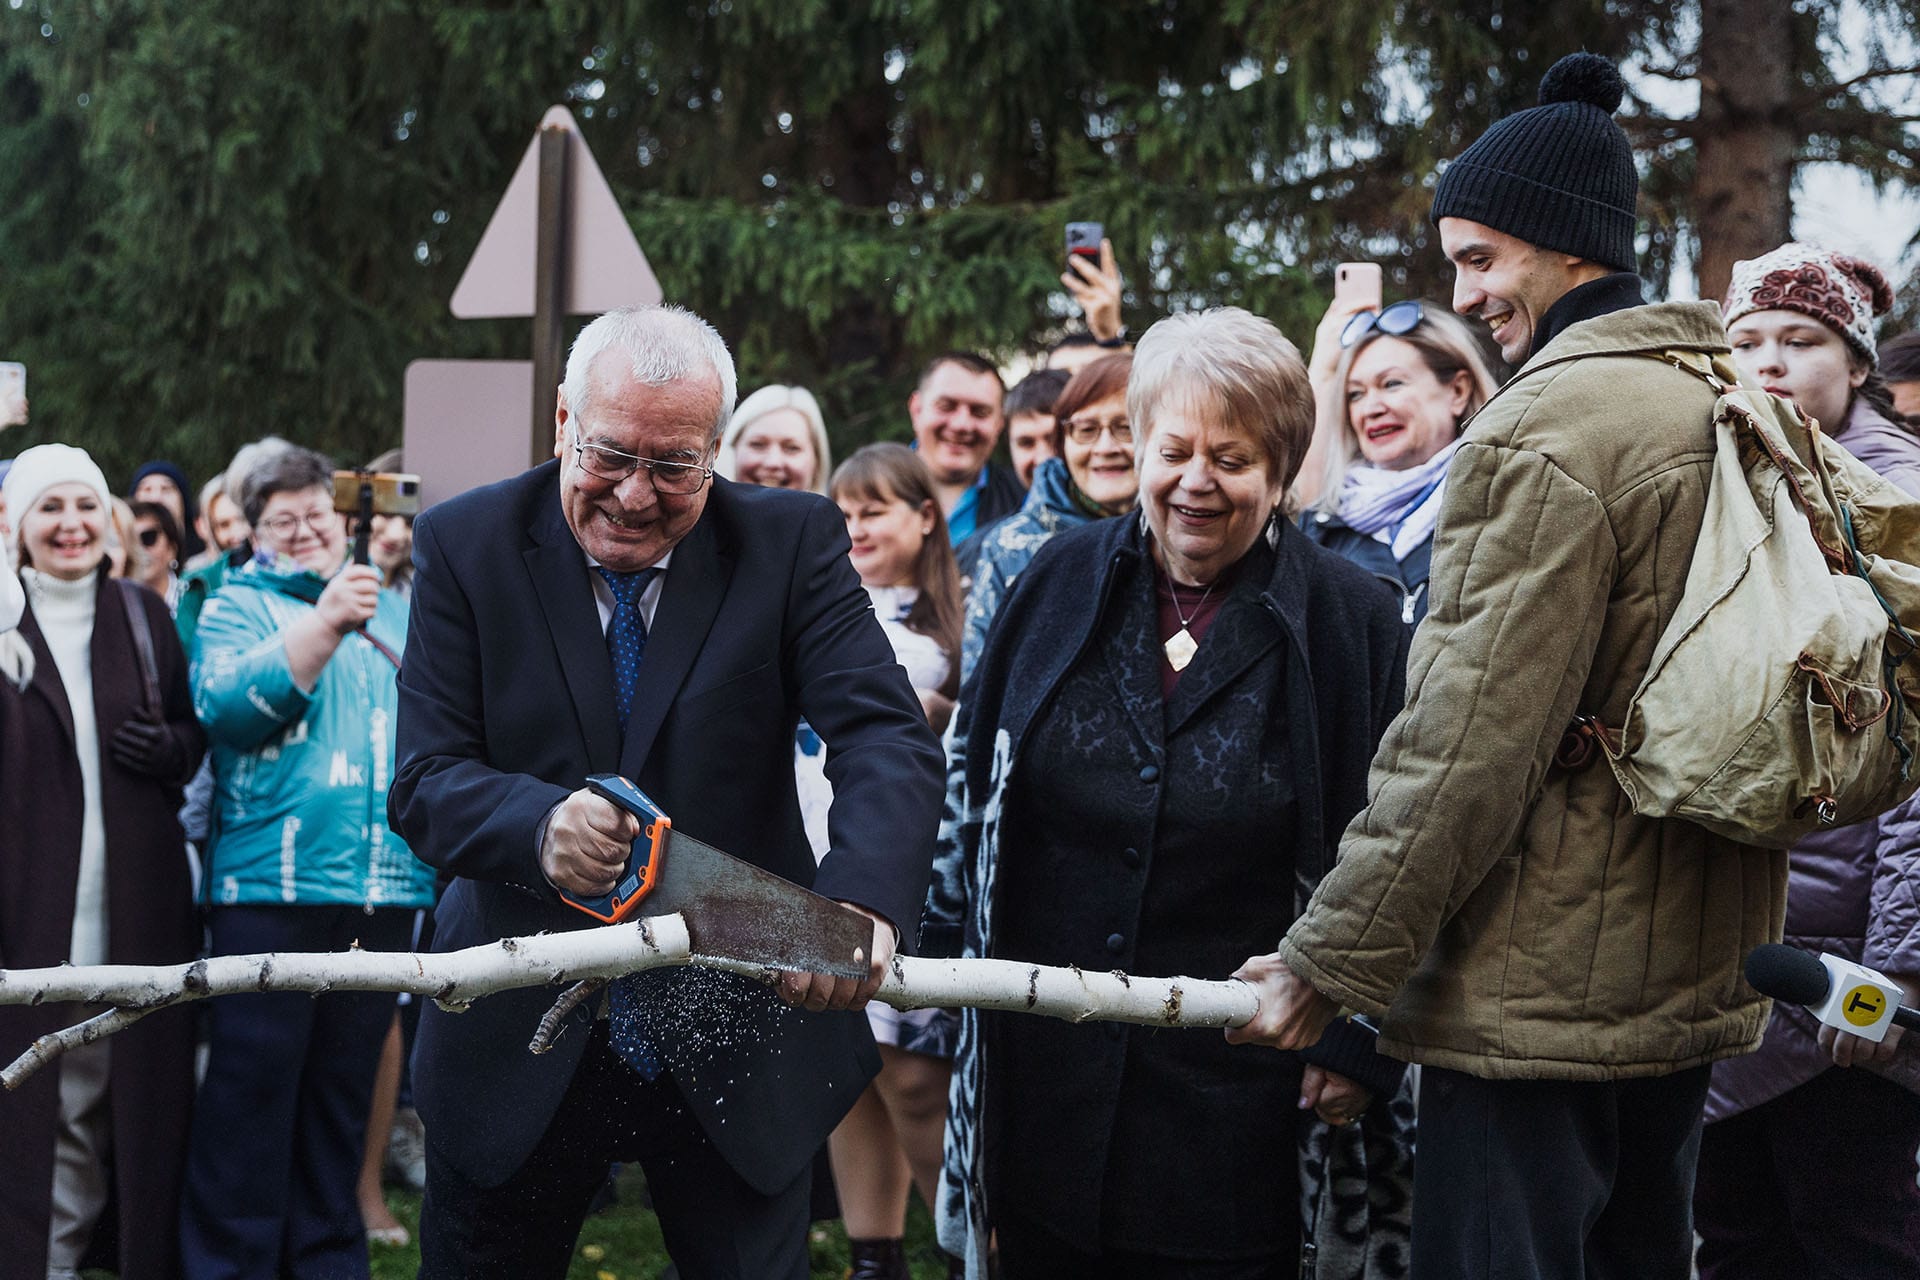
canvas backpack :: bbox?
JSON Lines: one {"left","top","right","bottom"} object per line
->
{"left": 1576, "top": 349, "right": 1920, "bottom": 848}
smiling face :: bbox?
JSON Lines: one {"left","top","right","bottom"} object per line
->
{"left": 732, "top": 409, "right": 819, "bottom": 491}
{"left": 1346, "top": 336, "right": 1472, "bottom": 470}
{"left": 1440, "top": 218, "right": 1601, "bottom": 365}
{"left": 369, "top": 513, "right": 414, "bottom": 579}
{"left": 908, "top": 363, "right": 1005, "bottom": 486}
{"left": 1060, "top": 391, "right": 1138, "bottom": 511}
{"left": 1139, "top": 410, "right": 1285, "bottom": 586}
{"left": 19, "top": 483, "right": 109, "bottom": 581}
{"left": 555, "top": 353, "right": 721, "bottom": 572}
{"left": 1727, "top": 309, "right": 1865, "bottom": 433}
{"left": 838, "top": 484, "right": 934, "bottom": 589}
{"left": 255, "top": 484, "right": 347, "bottom": 578}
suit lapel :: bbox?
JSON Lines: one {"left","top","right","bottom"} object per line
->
{"left": 620, "top": 514, "right": 729, "bottom": 780}
{"left": 523, "top": 499, "right": 622, "bottom": 773}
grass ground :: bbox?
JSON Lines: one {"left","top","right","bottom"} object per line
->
{"left": 361, "top": 1169, "right": 951, "bottom": 1280}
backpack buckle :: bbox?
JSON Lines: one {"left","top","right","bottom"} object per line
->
{"left": 1554, "top": 715, "right": 1608, "bottom": 771}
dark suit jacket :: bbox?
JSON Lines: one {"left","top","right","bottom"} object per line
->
{"left": 389, "top": 462, "right": 944, "bottom": 1193}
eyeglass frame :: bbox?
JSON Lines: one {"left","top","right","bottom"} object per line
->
{"left": 255, "top": 508, "right": 341, "bottom": 541}
{"left": 1060, "top": 415, "right": 1134, "bottom": 446}
{"left": 1340, "top": 299, "right": 1427, "bottom": 349}
{"left": 569, "top": 438, "right": 715, "bottom": 495}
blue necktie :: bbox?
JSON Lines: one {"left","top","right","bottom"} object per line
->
{"left": 593, "top": 566, "right": 663, "bottom": 1080}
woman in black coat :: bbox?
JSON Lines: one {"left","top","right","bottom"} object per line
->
{"left": 0, "top": 445, "right": 203, "bottom": 1280}
{"left": 924, "top": 310, "right": 1411, "bottom": 1278}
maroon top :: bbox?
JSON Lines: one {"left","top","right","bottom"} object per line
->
{"left": 1155, "top": 568, "right": 1233, "bottom": 698}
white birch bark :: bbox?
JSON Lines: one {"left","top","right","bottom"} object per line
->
{"left": 0, "top": 913, "right": 1257, "bottom": 1089}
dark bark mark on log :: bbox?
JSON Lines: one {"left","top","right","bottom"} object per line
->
{"left": 1112, "top": 970, "right": 1131, "bottom": 988}
{"left": 1163, "top": 984, "right": 1183, "bottom": 1024}
{"left": 1026, "top": 966, "right": 1040, "bottom": 1009}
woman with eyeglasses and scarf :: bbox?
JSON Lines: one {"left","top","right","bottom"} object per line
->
{"left": 1295, "top": 297, "right": 1502, "bottom": 628}
{"left": 178, "top": 444, "right": 435, "bottom": 1278}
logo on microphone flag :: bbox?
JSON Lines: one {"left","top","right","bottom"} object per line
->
{"left": 1842, "top": 984, "right": 1888, "bottom": 1028}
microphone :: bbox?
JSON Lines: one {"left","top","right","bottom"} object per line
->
{"left": 1744, "top": 944, "right": 1919, "bottom": 1043}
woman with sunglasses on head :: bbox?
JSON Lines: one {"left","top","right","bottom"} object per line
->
{"left": 1296, "top": 296, "right": 1501, "bottom": 628}
{"left": 959, "top": 353, "right": 1137, "bottom": 683}
{"left": 0, "top": 445, "right": 204, "bottom": 1280}
{"left": 179, "top": 444, "right": 436, "bottom": 1279}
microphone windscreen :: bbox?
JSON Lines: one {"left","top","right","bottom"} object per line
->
{"left": 1745, "top": 944, "right": 1831, "bottom": 1006}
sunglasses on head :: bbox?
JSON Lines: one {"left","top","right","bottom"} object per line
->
{"left": 1340, "top": 299, "right": 1426, "bottom": 348}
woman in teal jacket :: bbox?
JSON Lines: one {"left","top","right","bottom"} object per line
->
{"left": 179, "top": 445, "right": 433, "bottom": 1280}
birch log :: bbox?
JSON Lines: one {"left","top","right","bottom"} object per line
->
{"left": 0, "top": 912, "right": 1257, "bottom": 1089}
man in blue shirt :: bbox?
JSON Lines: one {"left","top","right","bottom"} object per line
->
{"left": 907, "top": 352, "right": 1021, "bottom": 547}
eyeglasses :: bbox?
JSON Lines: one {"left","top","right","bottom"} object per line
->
{"left": 1062, "top": 415, "right": 1133, "bottom": 446}
{"left": 138, "top": 527, "right": 164, "bottom": 548}
{"left": 572, "top": 441, "right": 713, "bottom": 495}
{"left": 257, "top": 509, "right": 338, "bottom": 540}
{"left": 1340, "top": 299, "right": 1426, "bottom": 348}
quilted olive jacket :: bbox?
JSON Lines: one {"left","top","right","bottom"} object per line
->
{"left": 1281, "top": 300, "right": 1790, "bottom": 1081}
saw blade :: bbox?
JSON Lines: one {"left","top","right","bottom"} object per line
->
{"left": 644, "top": 829, "right": 873, "bottom": 980}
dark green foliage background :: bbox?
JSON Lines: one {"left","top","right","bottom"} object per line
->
{"left": 0, "top": 2, "right": 1912, "bottom": 486}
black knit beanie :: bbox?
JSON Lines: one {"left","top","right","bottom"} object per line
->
{"left": 1430, "top": 52, "right": 1639, "bottom": 273}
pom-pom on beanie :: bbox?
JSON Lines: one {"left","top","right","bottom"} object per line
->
{"left": 1722, "top": 242, "right": 1894, "bottom": 368}
{"left": 1430, "top": 52, "right": 1640, "bottom": 273}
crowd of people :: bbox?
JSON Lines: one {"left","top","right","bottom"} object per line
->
{"left": 0, "top": 47, "right": 1916, "bottom": 1280}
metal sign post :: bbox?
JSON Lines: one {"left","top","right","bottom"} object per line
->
{"left": 407, "top": 106, "right": 664, "bottom": 502}
{"left": 532, "top": 124, "right": 570, "bottom": 464}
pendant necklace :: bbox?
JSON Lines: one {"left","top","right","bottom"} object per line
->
{"left": 1162, "top": 565, "right": 1217, "bottom": 673}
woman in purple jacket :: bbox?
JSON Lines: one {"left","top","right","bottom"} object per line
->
{"left": 1695, "top": 243, "right": 1920, "bottom": 1277}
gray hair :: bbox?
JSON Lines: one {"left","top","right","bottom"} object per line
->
{"left": 242, "top": 444, "right": 335, "bottom": 526}
{"left": 1128, "top": 307, "right": 1315, "bottom": 488}
{"left": 1312, "top": 305, "right": 1499, "bottom": 516}
{"left": 225, "top": 435, "right": 295, "bottom": 516}
{"left": 562, "top": 305, "right": 738, "bottom": 445}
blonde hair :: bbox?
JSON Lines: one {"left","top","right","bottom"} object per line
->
{"left": 1128, "top": 308, "right": 1314, "bottom": 488}
{"left": 1314, "top": 306, "right": 1500, "bottom": 515}
{"left": 718, "top": 384, "right": 833, "bottom": 495}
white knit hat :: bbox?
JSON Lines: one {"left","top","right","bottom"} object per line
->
{"left": 1, "top": 443, "right": 113, "bottom": 524}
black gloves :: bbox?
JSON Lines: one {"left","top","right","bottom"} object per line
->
{"left": 110, "top": 715, "right": 188, "bottom": 781}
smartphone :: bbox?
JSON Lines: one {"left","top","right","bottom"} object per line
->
{"left": 1334, "top": 262, "right": 1384, "bottom": 311}
{"left": 1065, "top": 221, "right": 1104, "bottom": 262}
{"left": 0, "top": 362, "right": 24, "bottom": 428}
{"left": 332, "top": 471, "right": 422, "bottom": 518}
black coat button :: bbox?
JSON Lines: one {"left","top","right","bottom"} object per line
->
{"left": 1122, "top": 847, "right": 1141, "bottom": 868}
{"left": 1139, "top": 765, "right": 1160, "bottom": 783}
{"left": 1106, "top": 932, "right": 1126, "bottom": 954}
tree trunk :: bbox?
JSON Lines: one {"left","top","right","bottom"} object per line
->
{"left": 1693, "top": 0, "right": 1796, "bottom": 300}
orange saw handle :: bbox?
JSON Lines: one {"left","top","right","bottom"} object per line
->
{"left": 556, "top": 774, "right": 671, "bottom": 923}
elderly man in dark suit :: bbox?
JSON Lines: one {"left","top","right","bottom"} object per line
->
{"left": 389, "top": 304, "right": 944, "bottom": 1280}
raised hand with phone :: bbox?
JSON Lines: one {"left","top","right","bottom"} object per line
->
{"left": 1061, "top": 222, "right": 1125, "bottom": 345}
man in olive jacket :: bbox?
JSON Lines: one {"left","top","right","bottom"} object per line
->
{"left": 1233, "top": 53, "right": 1787, "bottom": 1279}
